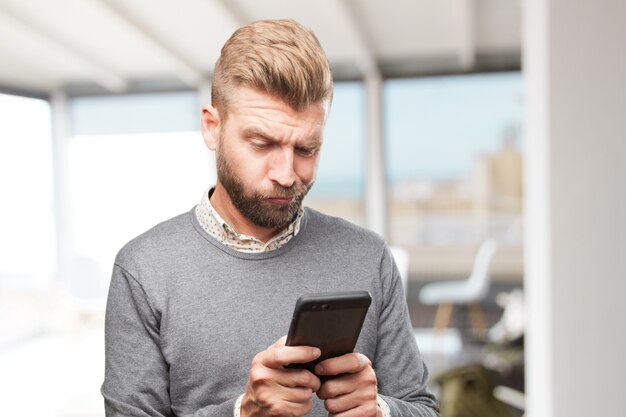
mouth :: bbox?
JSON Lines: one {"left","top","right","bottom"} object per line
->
{"left": 266, "top": 197, "right": 294, "bottom": 205}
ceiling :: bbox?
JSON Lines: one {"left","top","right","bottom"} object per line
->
{"left": 0, "top": 0, "right": 521, "bottom": 97}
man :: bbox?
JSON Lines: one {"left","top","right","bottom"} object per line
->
{"left": 102, "top": 19, "right": 439, "bottom": 417}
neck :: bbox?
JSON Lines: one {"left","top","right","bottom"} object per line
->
{"left": 209, "top": 184, "right": 283, "bottom": 243}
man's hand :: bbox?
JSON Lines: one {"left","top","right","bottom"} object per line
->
{"left": 315, "top": 353, "right": 381, "bottom": 417}
{"left": 241, "top": 336, "right": 322, "bottom": 417}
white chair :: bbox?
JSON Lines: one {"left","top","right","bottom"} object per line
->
{"left": 389, "top": 246, "right": 410, "bottom": 294}
{"left": 418, "top": 239, "right": 498, "bottom": 334}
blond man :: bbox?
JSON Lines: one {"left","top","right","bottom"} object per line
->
{"left": 102, "top": 19, "right": 439, "bottom": 417}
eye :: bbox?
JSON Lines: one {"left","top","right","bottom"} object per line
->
{"left": 251, "top": 140, "right": 271, "bottom": 150}
{"left": 296, "top": 146, "right": 318, "bottom": 157}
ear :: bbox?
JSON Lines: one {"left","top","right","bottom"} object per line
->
{"left": 201, "top": 104, "right": 221, "bottom": 151}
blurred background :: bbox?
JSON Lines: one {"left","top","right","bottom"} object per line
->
{"left": 0, "top": 1, "right": 624, "bottom": 416}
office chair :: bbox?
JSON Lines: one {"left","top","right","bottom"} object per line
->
{"left": 418, "top": 239, "right": 498, "bottom": 334}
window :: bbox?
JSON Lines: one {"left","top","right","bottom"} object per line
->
{"left": 306, "top": 82, "right": 366, "bottom": 226}
{"left": 385, "top": 72, "right": 523, "bottom": 280}
{"left": 67, "top": 84, "right": 368, "bottom": 272}
{"left": 0, "top": 93, "right": 53, "bottom": 346}
{"left": 0, "top": 94, "right": 54, "bottom": 291}
{"left": 68, "top": 91, "right": 208, "bottom": 278}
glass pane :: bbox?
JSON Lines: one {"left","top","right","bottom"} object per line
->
{"left": 70, "top": 91, "right": 198, "bottom": 135}
{"left": 67, "top": 131, "right": 211, "bottom": 277}
{"left": 0, "top": 94, "right": 54, "bottom": 290}
{"left": 307, "top": 82, "right": 365, "bottom": 226}
{"left": 385, "top": 72, "right": 524, "bottom": 302}
{"left": 0, "top": 93, "right": 53, "bottom": 347}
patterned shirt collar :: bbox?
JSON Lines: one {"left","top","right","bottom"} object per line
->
{"left": 195, "top": 188, "right": 304, "bottom": 253}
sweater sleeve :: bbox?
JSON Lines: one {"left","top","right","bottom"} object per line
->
{"left": 374, "top": 246, "right": 440, "bottom": 417}
{"left": 101, "top": 264, "right": 238, "bottom": 417}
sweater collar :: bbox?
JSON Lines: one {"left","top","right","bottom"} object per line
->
{"left": 194, "top": 188, "right": 304, "bottom": 253}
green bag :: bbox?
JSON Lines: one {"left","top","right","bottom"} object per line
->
{"left": 435, "top": 364, "right": 515, "bottom": 417}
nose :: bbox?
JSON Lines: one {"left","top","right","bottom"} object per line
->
{"left": 268, "top": 149, "right": 296, "bottom": 188}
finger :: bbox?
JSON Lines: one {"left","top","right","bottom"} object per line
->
{"left": 278, "top": 394, "right": 316, "bottom": 417}
{"left": 315, "top": 352, "right": 371, "bottom": 376}
{"left": 257, "top": 344, "right": 321, "bottom": 369}
{"left": 323, "top": 383, "right": 378, "bottom": 414}
{"left": 318, "top": 366, "right": 377, "bottom": 400}
{"left": 276, "top": 368, "right": 321, "bottom": 391}
{"left": 317, "top": 372, "right": 358, "bottom": 399}
{"left": 254, "top": 382, "right": 311, "bottom": 404}
{"left": 327, "top": 401, "right": 379, "bottom": 417}
{"left": 278, "top": 385, "right": 316, "bottom": 405}
{"left": 281, "top": 399, "right": 315, "bottom": 417}
{"left": 250, "top": 363, "right": 320, "bottom": 391}
{"left": 253, "top": 385, "right": 316, "bottom": 415}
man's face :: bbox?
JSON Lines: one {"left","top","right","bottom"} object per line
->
{"left": 215, "top": 143, "right": 312, "bottom": 229}
{"left": 204, "top": 87, "right": 327, "bottom": 230}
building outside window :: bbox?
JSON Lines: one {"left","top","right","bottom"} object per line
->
{"left": 385, "top": 72, "right": 524, "bottom": 283}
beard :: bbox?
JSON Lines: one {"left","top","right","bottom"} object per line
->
{"left": 216, "top": 150, "right": 313, "bottom": 229}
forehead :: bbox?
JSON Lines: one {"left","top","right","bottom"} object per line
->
{"left": 224, "top": 87, "right": 328, "bottom": 137}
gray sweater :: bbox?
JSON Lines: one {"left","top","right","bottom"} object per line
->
{"left": 102, "top": 207, "right": 439, "bottom": 417}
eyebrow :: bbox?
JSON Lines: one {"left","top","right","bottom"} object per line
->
{"left": 241, "top": 127, "right": 275, "bottom": 142}
{"left": 241, "top": 127, "right": 322, "bottom": 148}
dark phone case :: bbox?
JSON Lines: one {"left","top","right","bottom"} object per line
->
{"left": 285, "top": 291, "right": 372, "bottom": 377}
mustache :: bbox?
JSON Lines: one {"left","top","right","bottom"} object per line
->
{"left": 261, "top": 182, "right": 313, "bottom": 199}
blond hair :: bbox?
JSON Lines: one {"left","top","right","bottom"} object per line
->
{"left": 211, "top": 19, "right": 333, "bottom": 114}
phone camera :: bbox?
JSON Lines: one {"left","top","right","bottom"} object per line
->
{"left": 321, "top": 304, "right": 329, "bottom": 310}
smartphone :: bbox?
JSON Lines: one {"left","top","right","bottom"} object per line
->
{"left": 285, "top": 291, "right": 372, "bottom": 376}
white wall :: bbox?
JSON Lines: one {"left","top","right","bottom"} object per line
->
{"left": 524, "top": 1, "right": 626, "bottom": 416}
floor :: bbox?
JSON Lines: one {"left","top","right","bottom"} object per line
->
{"left": 0, "top": 324, "right": 105, "bottom": 417}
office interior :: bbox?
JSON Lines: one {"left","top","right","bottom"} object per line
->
{"left": 0, "top": 1, "right": 624, "bottom": 416}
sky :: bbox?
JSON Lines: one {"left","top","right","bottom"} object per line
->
{"left": 313, "top": 71, "right": 523, "bottom": 196}
{"left": 385, "top": 72, "right": 523, "bottom": 181}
